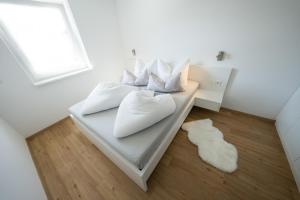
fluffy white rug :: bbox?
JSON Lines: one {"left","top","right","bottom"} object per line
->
{"left": 182, "top": 119, "right": 238, "bottom": 173}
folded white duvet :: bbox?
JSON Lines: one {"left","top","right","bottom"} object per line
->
{"left": 113, "top": 90, "right": 176, "bottom": 138}
{"left": 81, "top": 82, "right": 136, "bottom": 115}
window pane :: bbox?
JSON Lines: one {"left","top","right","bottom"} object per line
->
{"left": 0, "top": 3, "right": 90, "bottom": 83}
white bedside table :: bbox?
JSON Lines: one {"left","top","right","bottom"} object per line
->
{"left": 189, "top": 66, "right": 232, "bottom": 112}
{"left": 194, "top": 89, "right": 224, "bottom": 112}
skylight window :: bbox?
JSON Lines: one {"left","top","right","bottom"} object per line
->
{"left": 0, "top": 1, "right": 92, "bottom": 85}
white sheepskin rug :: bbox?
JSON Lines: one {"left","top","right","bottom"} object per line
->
{"left": 182, "top": 119, "right": 238, "bottom": 173}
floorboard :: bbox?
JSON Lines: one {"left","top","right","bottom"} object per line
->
{"left": 27, "top": 107, "right": 300, "bottom": 200}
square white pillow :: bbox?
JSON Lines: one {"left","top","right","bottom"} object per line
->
{"left": 157, "top": 58, "right": 172, "bottom": 81}
{"left": 172, "top": 58, "right": 190, "bottom": 87}
{"left": 134, "top": 59, "right": 145, "bottom": 76}
{"left": 121, "top": 70, "right": 135, "bottom": 85}
{"left": 147, "top": 72, "right": 183, "bottom": 92}
{"left": 147, "top": 58, "right": 172, "bottom": 82}
{"left": 121, "top": 69, "right": 149, "bottom": 86}
{"left": 121, "top": 59, "right": 149, "bottom": 86}
{"left": 147, "top": 58, "right": 190, "bottom": 90}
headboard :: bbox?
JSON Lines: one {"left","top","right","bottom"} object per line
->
{"left": 188, "top": 65, "right": 232, "bottom": 92}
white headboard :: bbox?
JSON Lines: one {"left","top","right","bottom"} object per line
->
{"left": 188, "top": 65, "right": 232, "bottom": 92}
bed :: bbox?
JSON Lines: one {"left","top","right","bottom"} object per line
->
{"left": 69, "top": 80, "right": 199, "bottom": 191}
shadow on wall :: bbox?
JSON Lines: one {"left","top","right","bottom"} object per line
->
{"left": 225, "top": 68, "right": 237, "bottom": 94}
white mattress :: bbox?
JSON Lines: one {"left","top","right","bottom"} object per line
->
{"left": 69, "top": 81, "right": 199, "bottom": 169}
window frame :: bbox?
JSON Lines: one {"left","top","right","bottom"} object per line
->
{"left": 0, "top": 0, "right": 93, "bottom": 86}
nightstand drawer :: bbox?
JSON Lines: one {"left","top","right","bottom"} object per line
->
{"left": 194, "top": 98, "right": 221, "bottom": 112}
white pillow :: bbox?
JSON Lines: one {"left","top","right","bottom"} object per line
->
{"left": 147, "top": 72, "right": 183, "bottom": 92}
{"left": 134, "top": 59, "right": 145, "bottom": 76}
{"left": 113, "top": 90, "right": 176, "bottom": 138}
{"left": 147, "top": 58, "right": 190, "bottom": 90}
{"left": 172, "top": 58, "right": 190, "bottom": 87}
{"left": 157, "top": 58, "right": 172, "bottom": 81}
{"left": 81, "top": 82, "right": 135, "bottom": 115}
{"left": 121, "top": 69, "right": 149, "bottom": 86}
{"left": 121, "top": 59, "right": 149, "bottom": 86}
{"left": 121, "top": 70, "right": 135, "bottom": 85}
{"left": 147, "top": 58, "right": 172, "bottom": 82}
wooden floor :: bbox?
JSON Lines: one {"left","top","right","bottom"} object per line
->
{"left": 27, "top": 107, "right": 300, "bottom": 200}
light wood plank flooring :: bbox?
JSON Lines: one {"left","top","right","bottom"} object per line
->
{"left": 27, "top": 107, "right": 300, "bottom": 200}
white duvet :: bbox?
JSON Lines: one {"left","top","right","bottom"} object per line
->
{"left": 81, "top": 82, "right": 136, "bottom": 115}
{"left": 113, "top": 90, "right": 176, "bottom": 138}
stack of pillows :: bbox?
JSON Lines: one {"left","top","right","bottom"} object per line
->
{"left": 80, "top": 58, "right": 190, "bottom": 138}
{"left": 121, "top": 58, "right": 190, "bottom": 92}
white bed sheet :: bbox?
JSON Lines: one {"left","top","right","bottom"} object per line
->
{"left": 69, "top": 81, "right": 199, "bottom": 169}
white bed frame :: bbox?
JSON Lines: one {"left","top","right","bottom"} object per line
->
{"left": 70, "top": 65, "right": 231, "bottom": 191}
{"left": 70, "top": 93, "right": 196, "bottom": 191}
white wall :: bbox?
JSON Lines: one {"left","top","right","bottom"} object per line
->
{"left": 0, "top": 118, "right": 47, "bottom": 200}
{"left": 115, "top": 0, "right": 300, "bottom": 119}
{"left": 0, "top": 0, "right": 124, "bottom": 137}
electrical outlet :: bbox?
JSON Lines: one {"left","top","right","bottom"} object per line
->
{"left": 216, "top": 80, "right": 223, "bottom": 87}
{"left": 209, "top": 80, "right": 223, "bottom": 89}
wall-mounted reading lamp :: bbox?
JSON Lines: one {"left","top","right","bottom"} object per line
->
{"left": 132, "top": 49, "right": 136, "bottom": 56}
{"left": 216, "top": 51, "right": 225, "bottom": 61}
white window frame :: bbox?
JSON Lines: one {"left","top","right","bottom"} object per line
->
{"left": 0, "top": 0, "right": 93, "bottom": 86}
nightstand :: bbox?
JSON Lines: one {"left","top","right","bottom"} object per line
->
{"left": 189, "top": 66, "right": 232, "bottom": 112}
{"left": 194, "top": 89, "right": 224, "bottom": 112}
